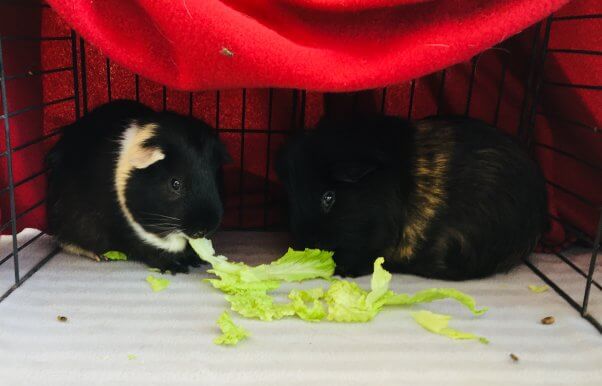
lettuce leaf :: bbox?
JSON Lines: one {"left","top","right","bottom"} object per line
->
{"left": 214, "top": 312, "right": 249, "bottom": 345}
{"left": 288, "top": 288, "right": 327, "bottom": 322}
{"left": 527, "top": 284, "right": 549, "bottom": 293}
{"left": 146, "top": 275, "right": 170, "bottom": 292}
{"left": 410, "top": 310, "right": 489, "bottom": 344}
{"left": 385, "top": 288, "right": 488, "bottom": 316}
{"left": 103, "top": 251, "right": 127, "bottom": 261}
{"left": 189, "top": 238, "right": 335, "bottom": 294}
{"left": 324, "top": 258, "right": 393, "bottom": 322}
{"left": 225, "top": 291, "right": 294, "bottom": 321}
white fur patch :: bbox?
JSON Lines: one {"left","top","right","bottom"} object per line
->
{"left": 115, "top": 122, "right": 187, "bottom": 253}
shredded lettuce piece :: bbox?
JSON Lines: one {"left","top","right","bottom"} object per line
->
{"left": 528, "top": 284, "right": 549, "bottom": 293}
{"left": 214, "top": 312, "right": 249, "bottom": 346}
{"left": 385, "top": 288, "right": 488, "bottom": 316}
{"left": 288, "top": 288, "right": 327, "bottom": 321}
{"left": 103, "top": 251, "right": 127, "bottom": 261}
{"left": 205, "top": 273, "right": 281, "bottom": 295}
{"left": 189, "top": 238, "right": 335, "bottom": 294}
{"left": 410, "top": 310, "right": 489, "bottom": 344}
{"left": 324, "top": 258, "right": 393, "bottom": 322}
{"left": 240, "top": 248, "right": 335, "bottom": 283}
{"left": 146, "top": 275, "right": 170, "bottom": 292}
{"left": 225, "top": 291, "right": 294, "bottom": 321}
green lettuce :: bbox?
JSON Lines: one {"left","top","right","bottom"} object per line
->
{"left": 225, "top": 291, "right": 294, "bottom": 321}
{"left": 190, "top": 239, "right": 489, "bottom": 345}
{"left": 385, "top": 288, "right": 488, "bottom": 316}
{"left": 288, "top": 288, "right": 327, "bottom": 322}
{"left": 214, "top": 312, "right": 249, "bottom": 345}
{"left": 189, "top": 238, "right": 335, "bottom": 294}
{"left": 103, "top": 251, "right": 127, "bottom": 261}
{"left": 411, "top": 310, "right": 489, "bottom": 344}
{"left": 146, "top": 275, "right": 170, "bottom": 292}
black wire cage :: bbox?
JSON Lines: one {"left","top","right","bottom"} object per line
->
{"left": 0, "top": 1, "right": 600, "bottom": 333}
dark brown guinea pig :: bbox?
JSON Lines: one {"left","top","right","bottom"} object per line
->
{"left": 276, "top": 115, "right": 548, "bottom": 280}
{"left": 46, "top": 100, "right": 230, "bottom": 273}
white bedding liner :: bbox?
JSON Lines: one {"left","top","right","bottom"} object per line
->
{"left": 0, "top": 229, "right": 600, "bottom": 386}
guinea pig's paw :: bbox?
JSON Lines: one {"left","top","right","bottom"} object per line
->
{"left": 179, "top": 253, "right": 202, "bottom": 268}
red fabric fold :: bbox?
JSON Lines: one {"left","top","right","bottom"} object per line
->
{"left": 46, "top": 0, "right": 569, "bottom": 91}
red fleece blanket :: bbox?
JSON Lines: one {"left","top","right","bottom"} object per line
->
{"left": 46, "top": 0, "right": 569, "bottom": 91}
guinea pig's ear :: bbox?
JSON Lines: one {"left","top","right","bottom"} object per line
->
{"left": 130, "top": 146, "right": 165, "bottom": 169}
{"left": 330, "top": 160, "right": 378, "bottom": 183}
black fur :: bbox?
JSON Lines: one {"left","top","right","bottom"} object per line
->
{"left": 46, "top": 100, "right": 230, "bottom": 273}
{"left": 276, "top": 115, "right": 548, "bottom": 280}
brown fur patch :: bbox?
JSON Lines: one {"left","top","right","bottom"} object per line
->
{"left": 396, "top": 122, "right": 454, "bottom": 261}
{"left": 115, "top": 122, "right": 162, "bottom": 199}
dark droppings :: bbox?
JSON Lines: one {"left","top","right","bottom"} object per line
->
{"left": 509, "top": 353, "right": 519, "bottom": 362}
{"left": 57, "top": 315, "right": 68, "bottom": 322}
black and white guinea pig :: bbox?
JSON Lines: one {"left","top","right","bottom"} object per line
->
{"left": 46, "top": 99, "right": 230, "bottom": 273}
{"left": 276, "top": 115, "right": 549, "bottom": 280}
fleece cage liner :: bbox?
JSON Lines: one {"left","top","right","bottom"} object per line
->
{"left": 0, "top": 230, "right": 600, "bottom": 386}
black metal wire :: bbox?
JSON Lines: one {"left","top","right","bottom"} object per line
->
{"left": 13, "top": 128, "right": 62, "bottom": 152}
{"left": 106, "top": 59, "right": 112, "bottom": 101}
{"left": 263, "top": 88, "right": 274, "bottom": 229}
{"left": 79, "top": 37, "right": 88, "bottom": 114}
{"left": 518, "top": 23, "right": 543, "bottom": 137}
{"left": 525, "top": 17, "right": 552, "bottom": 144}
{"left": 464, "top": 56, "right": 478, "bottom": 116}
{"left": 543, "top": 80, "right": 602, "bottom": 90}
{"left": 0, "top": 168, "right": 48, "bottom": 195}
{"left": 215, "top": 91, "right": 220, "bottom": 130}
{"left": 239, "top": 89, "right": 247, "bottom": 227}
{"left": 0, "top": 96, "right": 74, "bottom": 120}
{"left": 534, "top": 142, "right": 602, "bottom": 172}
{"left": 162, "top": 86, "right": 167, "bottom": 111}
{"left": 536, "top": 111, "right": 600, "bottom": 134}
{"left": 381, "top": 87, "right": 387, "bottom": 114}
{"left": 493, "top": 51, "right": 508, "bottom": 126}
{"left": 300, "top": 90, "right": 306, "bottom": 129}
{"left": 0, "top": 37, "right": 21, "bottom": 283}
{"left": 70, "top": 30, "right": 81, "bottom": 119}
{"left": 1, "top": 36, "right": 71, "bottom": 41}
{"left": 0, "top": 229, "right": 45, "bottom": 267}
{"left": 524, "top": 258, "right": 602, "bottom": 333}
{"left": 552, "top": 14, "right": 602, "bottom": 21}
{"left": 545, "top": 180, "right": 596, "bottom": 208}
{"left": 4, "top": 66, "right": 73, "bottom": 81}
{"left": 0, "top": 248, "right": 60, "bottom": 304}
{"left": 547, "top": 48, "right": 602, "bottom": 56}
{"left": 436, "top": 70, "right": 446, "bottom": 115}
{"left": 407, "top": 80, "right": 416, "bottom": 119}
{"left": 582, "top": 211, "right": 602, "bottom": 315}
{"left": 553, "top": 251, "right": 602, "bottom": 291}
{"left": 135, "top": 75, "right": 140, "bottom": 102}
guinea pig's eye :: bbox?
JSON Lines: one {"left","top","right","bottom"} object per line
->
{"left": 170, "top": 178, "right": 181, "bottom": 192}
{"left": 321, "top": 191, "right": 336, "bottom": 213}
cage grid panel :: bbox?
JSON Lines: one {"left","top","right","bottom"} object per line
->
{"left": 0, "top": 1, "right": 599, "bottom": 332}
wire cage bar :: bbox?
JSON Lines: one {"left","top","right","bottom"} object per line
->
{"left": 0, "top": 3, "right": 599, "bottom": 333}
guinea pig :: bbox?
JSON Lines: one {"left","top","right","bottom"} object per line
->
{"left": 46, "top": 99, "right": 230, "bottom": 273}
{"left": 276, "top": 115, "right": 548, "bottom": 280}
